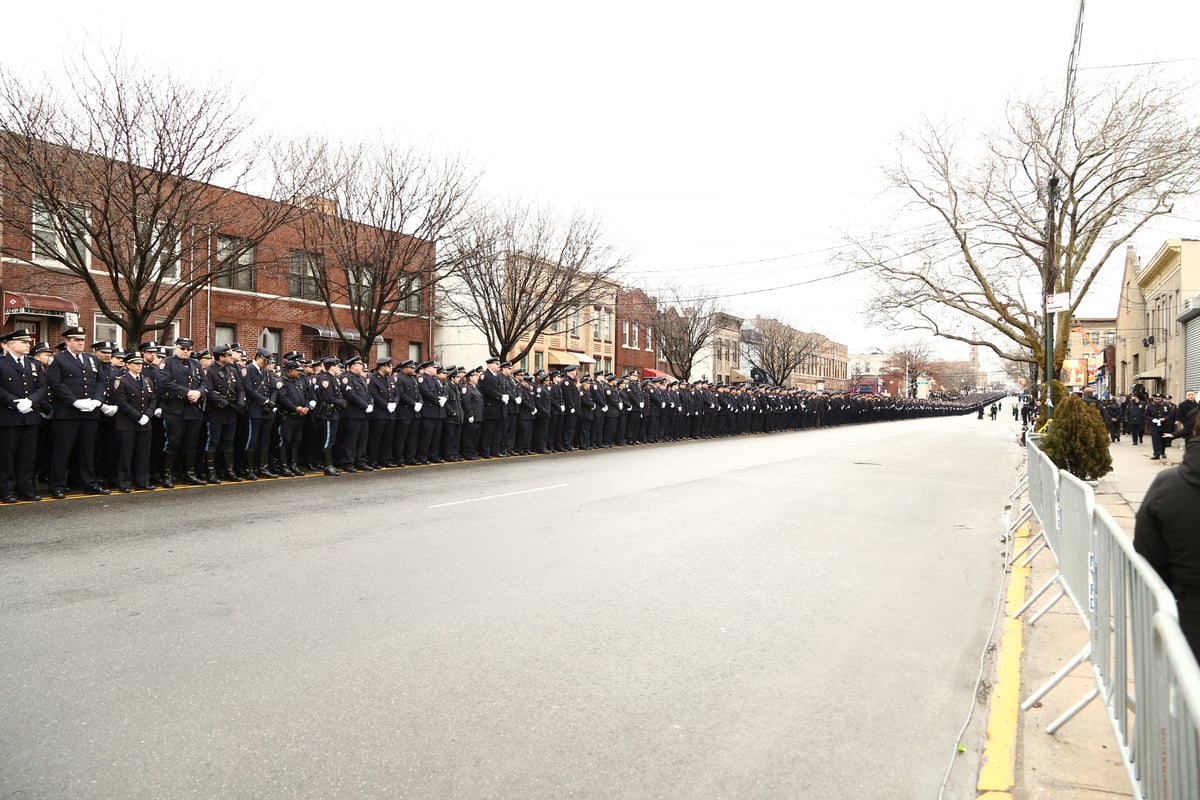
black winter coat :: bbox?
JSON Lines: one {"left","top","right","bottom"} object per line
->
{"left": 1135, "top": 439, "right": 1200, "bottom": 589}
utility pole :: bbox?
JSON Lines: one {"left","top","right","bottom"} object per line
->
{"left": 1044, "top": 175, "right": 1058, "bottom": 420}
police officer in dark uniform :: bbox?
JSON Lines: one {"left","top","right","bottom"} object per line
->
{"left": 45, "top": 326, "right": 110, "bottom": 498}
{"left": 415, "top": 360, "right": 448, "bottom": 464}
{"left": 460, "top": 367, "right": 484, "bottom": 460}
{"left": 203, "top": 344, "right": 246, "bottom": 483}
{"left": 499, "top": 361, "right": 519, "bottom": 456}
{"left": 441, "top": 366, "right": 464, "bottom": 461}
{"left": 393, "top": 359, "right": 422, "bottom": 466}
{"left": 478, "top": 357, "right": 507, "bottom": 458}
{"left": 110, "top": 353, "right": 157, "bottom": 492}
{"left": 338, "top": 355, "right": 373, "bottom": 472}
{"left": 368, "top": 357, "right": 397, "bottom": 468}
{"left": 157, "top": 337, "right": 208, "bottom": 487}
{"left": 0, "top": 328, "right": 47, "bottom": 502}
{"left": 560, "top": 364, "right": 581, "bottom": 451}
{"left": 241, "top": 347, "right": 279, "bottom": 479}
{"left": 275, "top": 360, "right": 313, "bottom": 476}
{"left": 313, "top": 356, "right": 347, "bottom": 476}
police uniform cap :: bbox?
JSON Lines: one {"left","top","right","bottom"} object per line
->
{"left": 284, "top": 350, "right": 303, "bottom": 361}
{"left": 416, "top": 360, "right": 435, "bottom": 370}
{"left": 283, "top": 360, "right": 301, "bottom": 371}
{"left": 174, "top": 337, "right": 195, "bottom": 348}
{"left": 562, "top": 364, "right": 577, "bottom": 374}
{"left": 580, "top": 375, "right": 592, "bottom": 384}
{"left": 195, "top": 349, "right": 211, "bottom": 360}
{"left": 32, "top": 341, "right": 52, "bottom": 355}
{"left": 125, "top": 354, "right": 144, "bottom": 365}
{"left": 344, "top": 355, "right": 363, "bottom": 367}
{"left": 212, "top": 344, "right": 233, "bottom": 357}
{"left": 398, "top": 359, "right": 416, "bottom": 369}
{"left": 63, "top": 326, "right": 87, "bottom": 339}
{"left": 1, "top": 328, "right": 36, "bottom": 342}
{"left": 500, "top": 361, "right": 512, "bottom": 368}
{"left": 606, "top": 372, "right": 617, "bottom": 380}
{"left": 92, "top": 340, "right": 116, "bottom": 353}
{"left": 111, "top": 351, "right": 127, "bottom": 360}
{"left": 376, "top": 356, "right": 393, "bottom": 368}
{"left": 229, "top": 341, "right": 242, "bottom": 352}
{"left": 255, "top": 347, "right": 272, "bottom": 360}
{"left": 56, "top": 342, "right": 68, "bottom": 352}
{"left": 322, "top": 356, "right": 341, "bottom": 368}
{"left": 139, "top": 341, "right": 160, "bottom": 353}
{"left": 485, "top": 357, "right": 501, "bottom": 364}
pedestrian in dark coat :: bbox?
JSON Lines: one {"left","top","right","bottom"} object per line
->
{"left": 1125, "top": 396, "right": 1147, "bottom": 446}
{"left": 1135, "top": 416, "right": 1200, "bottom": 663}
{"left": 110, "top": 354, "right": 157, "bottom": 491}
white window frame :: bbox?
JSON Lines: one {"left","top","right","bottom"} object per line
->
{"left": 32, "top": 202, "right": 91, "bottom": 268}
{"left": 376, "top": 339, "right": 391, "bottom": 363}
{"left": 622, "top": 320, "right": 630, "bottom": 348}
{"left": 215, "top": 234, "right": 256, "bottom": 291}
{"left": 645, "top": 326, "right": 654, "bottom": 352}
{"left": 214, "top": 324, "right": 237, "bottom": 348}
{"left": 140, "top": 219, "right": 182, "bottom": 282}
{"left": 631, "top": 322, "right": 639, "bottom": 350}
{"left": 93, "top": 312, "right": 124, "bottom": 350}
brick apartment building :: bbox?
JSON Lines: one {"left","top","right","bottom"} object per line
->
{"left": 1, "top": 149, "right": 433, "bottom": 362}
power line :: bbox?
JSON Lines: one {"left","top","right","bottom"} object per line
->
{"left": 1078, "top": 55, "right": 1200, "bottom": 71}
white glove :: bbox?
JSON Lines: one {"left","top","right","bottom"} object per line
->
{"left": 437, "top": 396, "right": 447, "bottom": 407}
{"left": 365, "top": 404, "right": 374, "bottom": 414}
{"left": 559, "top": 404, "right": 565, "bottom": 412}
{"left": 308, "top": 399, "right": 317, "bottom": 408}
{"left": 569, "top": 408, "right": 575, "bottom": 414}
{"left": 601, "top": 406, "right": 608, "bottom": 412}
{"left": 414, "top": 402, "right": 423, "bottom": 413}
{"left": 468, "top": 416, "right": 474, "bottom": 423}
{"left": 669, "top": 403, "right": 674, "bottom": 408}
{"left": 15, "top": 398, "right": 33, "bottom": 414}
{"left": 387, "top": 402, "right": 397, "bottom": 413}
{"left": 618, "top": 402, "right": 624, "bottom": 410}
{"left": 639, "top": 402, "right": 644, "bottom": 409}
{"left": 73, "top": 399, "right": 94, "bottom": 411}
{"left": 501, "top": 394, "right": 509, "bottom": 404}
{"left": 137, "top": 414, "right": 150, "bottom": 426}
{"left": 154, "top": 407, "right": 162, "bottom": 418}
{"left": 531, "top": 408, "right": 538, "bottom": 416}
{"left": 101, "top": 403, "right": 118, "bottom": 416}
{"left": 515, "top": 396, "right": 522, "bottom": 405}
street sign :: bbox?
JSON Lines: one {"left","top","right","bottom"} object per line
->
{"left": 1046, "top": 293, "right": 1071, "bottom": 312}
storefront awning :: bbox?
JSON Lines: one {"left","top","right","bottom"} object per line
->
{"left": 641, "top": 367, "right": 672, "bottom": 378}
{"left": 301, "top": 323, "right": 383, "bottom": 344}
{"left": 3, "top": 291, "right": 79, "bottom": 316}
{"left": 1133, "top": 373, "right": 1164, "bottom": 381}
{"left": 568, "top": 351, "right": 595, "bottom": 364}
{"left": 730, "top": 368, "right": 750, "bottom": 383}
{"left": 545, "top": 349, "right": 577, "bottom": 365}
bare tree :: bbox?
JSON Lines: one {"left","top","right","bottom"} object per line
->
{"left": 440, "top": 202, "right": 627, "bottom": 362}
{"left": 0, "top": 49, "right": 327, "bottom": 345}
{"left": 741, "top": 316, "right": 824, "bottom": 386}
{"left": 294, "top": 140, "right": 479, "bottom": 359}
{"left": 846, "top": 73, "right": 1200, "bottom": 382}
{"left": 880, "top": 340, "right": 939, "bottom": 397}
{"left": 653, "top": 285, "right": 721, "bottom": 381}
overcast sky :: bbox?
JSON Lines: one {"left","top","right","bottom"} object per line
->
{"left": 7, "top": 1, "right": 1200, "bottom": 362}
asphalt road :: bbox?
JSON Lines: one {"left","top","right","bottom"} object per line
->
{"left": 0, "top": 413, "right": 1021, "bottom": 799}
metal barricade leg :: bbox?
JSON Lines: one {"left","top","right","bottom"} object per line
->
{"left": 1014, "top": 574, "right": 1059, "bottom": 620}
{"left": 1022, "top": 642, "right": 1092, "bottom": 711}
{"left": 1028, "top": 588, "right": 1066, "bottom": 626}
{"left": 1046, "top": 686, "right": 1100, "bottom": 734}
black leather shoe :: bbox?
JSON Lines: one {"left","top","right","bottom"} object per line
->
{"left": 85, "top": 484, "right": 112, "bottom": 495}
{"left": 18, "top": 492, "right": 42, "bottom": 502}
{"left": 51, "top": 488, "right": 67, "bottom": 500}
{"left": 1, "top": 494, "right": 16, "bottom": 504}
{"left": 118, "top": 486, "right": 132, "bottom": 493}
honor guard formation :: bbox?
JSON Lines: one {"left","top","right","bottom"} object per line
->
{"left": 0, "top": 328, "right": 1006, "bottom": 503}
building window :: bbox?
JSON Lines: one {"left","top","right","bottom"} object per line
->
{"left": 259, "top": 327, "right": 282, "bottom": 359}
{"left": 631, "top": 322, "right": 639, "bottom": 350}
{"left": 603, "top": 357, "right": 612, "bottom": 373}
{"left": 622, "top": 320, "right": 630, "bottom": 348}
{"left": 376, "top": 339, "right": 391, "bottom": 363}
{"left": 645, "top": 326, "right": 654, "bottom": 352}
{"left": 408, "top": 342, "right": 422, "bottom": 362}
{"left": 215, "top": 235, "right": 256, "bottom": 291}
{"left": 347, "top": 262, "right": 374, "bottom": 306}
{"left": 570, "top": 307, "right": 581, "bottom": 337}
{"left": 401, "top": 274, "right": 423, "bottom": 314}
{"left": 289, "top": 249, "right": 322, "bottom": 300}
{"left": 534, "top": 351, "right": 544, "bottom": 371}
{"left": 32, "top": 202, "right": 90, "bottom": 266}
{"left": 93, "top": 313, "right": 123, "bottom": 350}
{"left": 214, "top": 324, "right": 237, "bottom": 348}
{"left": 603, "top": 311, "right": 613, "bottom": 342}
{"left": 550, "top": 316, "right": 560, "bottom": 334}
{"left": 140, "top": 219, "right": 181, "bottom": 282}
{"left": 155, "top": 318, "right": 180, "bottom": 350}
{"left": 592, "top": 309, "right": 601, "bottom": 339}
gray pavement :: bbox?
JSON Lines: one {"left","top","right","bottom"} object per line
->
{"left": 1010, "top": 406, "right": 1182, "bottom": 800}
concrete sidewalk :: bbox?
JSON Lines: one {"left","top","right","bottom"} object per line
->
{"left": 997, "top": 423, "right": 1181, "bottom": 799}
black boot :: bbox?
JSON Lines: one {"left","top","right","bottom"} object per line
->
{"left": 205, "top": 455, "right": 221, "bottom": 484}
{"left": 258, "top": 450, "right": 278, "bottom": 478}
{"left": 161, "top": 453, "right": 175, "bottom": 489}
{"left": 242, "top": 451, "right": 259, "bottom": 480}
{"left": 323, "top": 448, "right": 341, "bottom": 476}
{"left": 221, "top": 448, "right": 241, "bottom": 482}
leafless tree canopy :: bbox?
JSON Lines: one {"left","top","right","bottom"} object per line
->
{"left": 296, "top": 140, "right": 479, "bottom": 358}
{"left": 442, "top": 203, "right": 627, "bottom": 362}
{"left": 846, "top": 73, "right": 1200, "bottom": 379}
{"left": 741, "top": 316, "right": 823, "bottom": 386}
{"left": 0, "top": 49, "right": 326, "bottom": 343}
{"left": 653, "top": 286, "right": 720, "bottom": 381}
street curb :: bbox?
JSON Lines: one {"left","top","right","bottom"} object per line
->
{"left": 976, "top": 522, "right": 1031, "bottom": 798}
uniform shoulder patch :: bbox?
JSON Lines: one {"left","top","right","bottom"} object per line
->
{"left": 341, "top": 376, "right": 349, "bottom": 384}
{"left": 114, "top": 378, "right": 122, "bottom": 389}
{"left": 276, "top": 381, "right": 284, "bottom": 389}
{"left": 417, "top": 377, "right": 424, "bottom": 383}
{"left": 241, "top": 367, "right": 248, "bottom": 376}
{"left": 321, "top": 379, "right": 330, "bottom": 389}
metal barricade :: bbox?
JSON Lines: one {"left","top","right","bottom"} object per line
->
{"left": 1148, "top": 613, "right": 1200, "bottom": 800}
